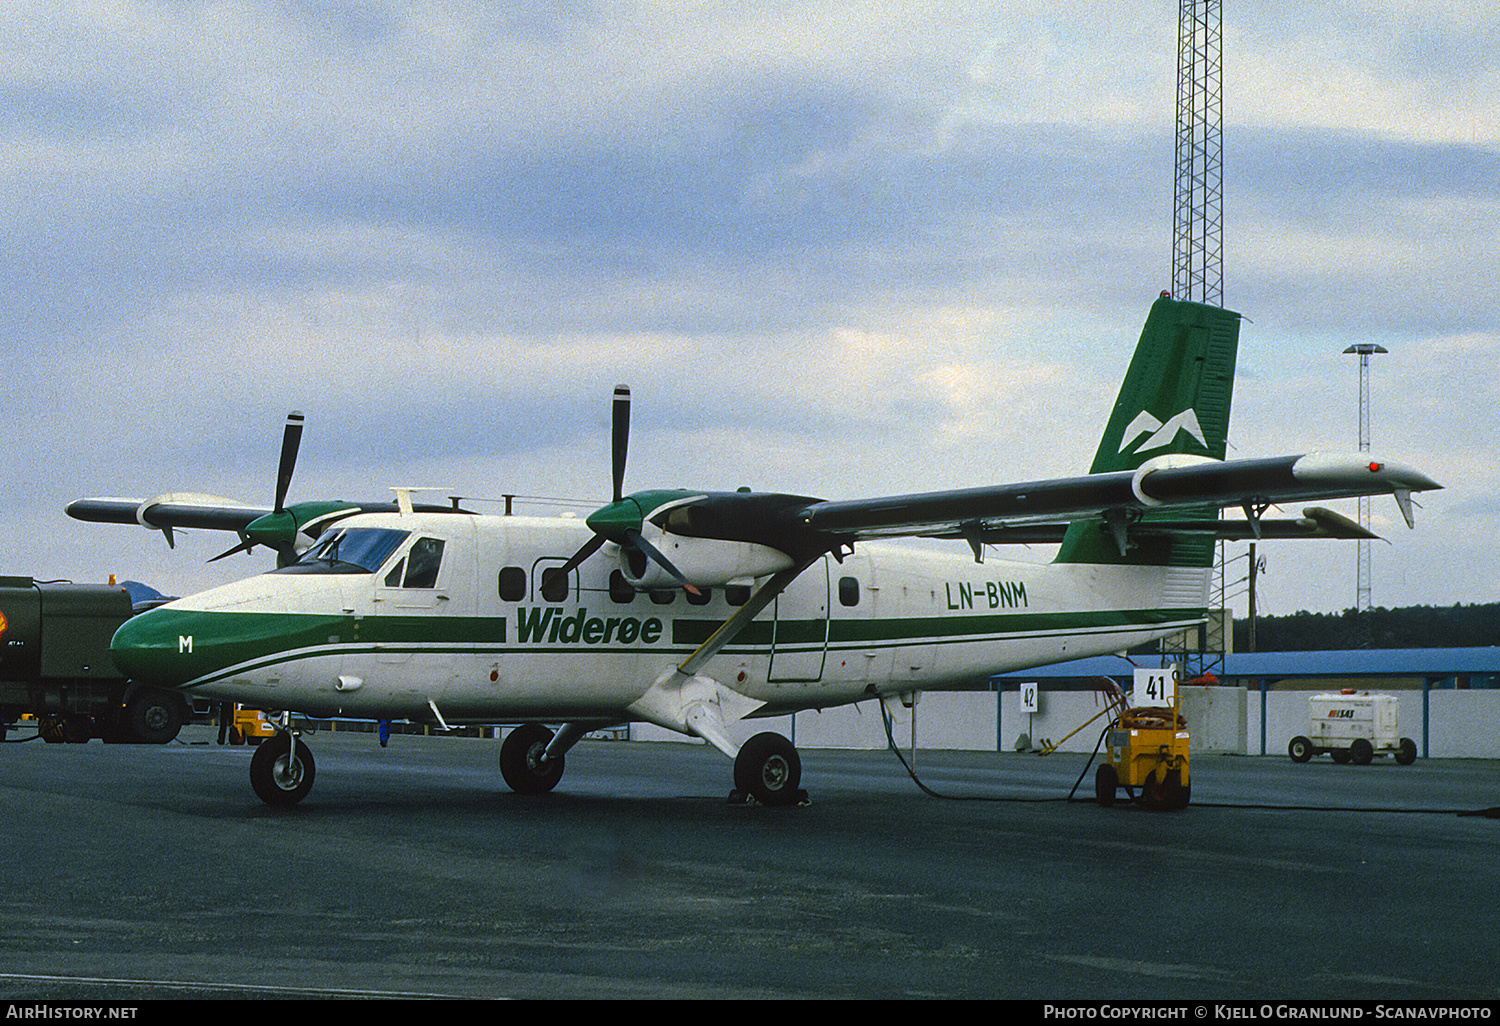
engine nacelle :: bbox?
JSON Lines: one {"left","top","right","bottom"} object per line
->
{"left": 618, "top": 531, "right": 795, "bottom": 590}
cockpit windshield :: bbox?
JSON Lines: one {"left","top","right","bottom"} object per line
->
{"left": 273, "top": 527, "right": 410, "bottom": 575}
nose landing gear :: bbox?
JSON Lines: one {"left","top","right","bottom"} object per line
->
{"left": 250, "top": 728, "right": 316, "bottom": 807}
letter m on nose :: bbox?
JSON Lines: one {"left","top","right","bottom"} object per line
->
{"left": 178, "top": 635, "right": 193, "bottom": 654}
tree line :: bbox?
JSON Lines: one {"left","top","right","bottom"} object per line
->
{"left": 1232, "top": 603, "right": 1500, "bottom": 651}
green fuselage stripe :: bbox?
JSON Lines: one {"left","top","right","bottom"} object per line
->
{"left": 117, "top": 605, "right": 1202, "bottom": 689}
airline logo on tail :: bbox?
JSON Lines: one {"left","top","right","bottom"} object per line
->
{"left": 1119, "top": 408, "right": 1208, "bottom": 455}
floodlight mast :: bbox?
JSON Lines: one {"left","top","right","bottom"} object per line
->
{"left": 1344, "top": 343, "right": 1388, "bottom": 646}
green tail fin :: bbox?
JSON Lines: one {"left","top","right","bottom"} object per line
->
{"left": 1054, "top": 295, "right": 1241, "bottom": 566}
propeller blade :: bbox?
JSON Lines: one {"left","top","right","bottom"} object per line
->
{"left": 611, "top": 385, "right": 630, "bottom": 503}
{"left": 625, "top": 528, "right": 700, "bottom": 596}
{"left": 209, "top": 537, "right": 256, "bottom": 562}
{"left": 553, "top": 532, "right": 607, "bottom": 579}
{"left": 274, "top": 410, "right": 304, "bottom": 514}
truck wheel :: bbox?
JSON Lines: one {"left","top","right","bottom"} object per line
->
{"left": 1349, "top": 738, "right": 1374, "bottom": 765}
{"left": 1395, "top": 738, "right": 1417, "bottom": 765}
{"left": 1288, "top": 736, "right": 1313, "bottom": 763}
{"left": 1160, "top": 769, "right": 1190, "bottom": 810}
{"left": 1331, "top": 749, "right": 1351, "bottom": 764}
{"left": 125, "top": 689, "right": 184, "bottom": 744}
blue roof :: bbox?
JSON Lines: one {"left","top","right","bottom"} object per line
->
{"left": 993, "top": 648, "right": 1500, "bottom": 680}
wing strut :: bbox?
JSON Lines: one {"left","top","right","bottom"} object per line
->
{"left": 625, "top": 557, "right": 820, "bottom": 758}
{"left": 676, "top": 557, "right": 819, "bottom": 678}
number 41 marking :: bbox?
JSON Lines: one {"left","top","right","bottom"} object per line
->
{"left": 1133, "top": 665, "right": 1179, "bottom": 706}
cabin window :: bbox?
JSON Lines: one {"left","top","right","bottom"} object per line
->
{"left": 498, "top": 566, "right": 526, "bottom": 602}
{"left": 649, "top": 589, "right": 674, "bottom": 605}
{"left": 839, "top": 576, "right": 860, "bottom": 607}
{"left": 686, "top": 586, "right": 711, "bottom": 606}
{"left": 608, "top": 570, "right": 635, "bottom": 604}
{"left": 540, "top": 567, "right": 569, "bottom": 602}
{"left": 402, "top": 537, "right": 445, "bottom": 588}
{"left": 725, "top": 584, "right": 750, "bottom": 606}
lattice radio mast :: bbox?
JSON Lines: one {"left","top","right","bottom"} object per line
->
{"left": 1171, "top": 1, "right": 1230, "bottom": 671}
{"left": 1172, "top": 0, "right": 1224, "bottom": 307}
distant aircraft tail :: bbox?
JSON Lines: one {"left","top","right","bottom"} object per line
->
{"left": 1053, "top": 294, "right": 1241, "bottom": 567}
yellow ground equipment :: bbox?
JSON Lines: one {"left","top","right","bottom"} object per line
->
{"left": 1094, "top": 666, "right": 1191, "bottom": 810}
{"left": 1096, "top": 706, "right": 1190, "bottom": 809}
{"left": 231, "top": 705, "right": 275, "bottom": 745}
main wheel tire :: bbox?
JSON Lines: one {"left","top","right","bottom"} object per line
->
{"left": 734, "top": 732, "right": 802, "bottom": 806}
{"left": 1350, "top": 738, "right": 1374, "bottom": 765}
{"left": 499, "top": 723, "right": 565, "bottom": 794}
{"left": 249, "top": 734, "right": 316, "bottom": 807}
{"left": 1396, "top": 737, "right": 1417, "bottom": 765}
{"left": 1288, "top": 736, "right": 1313, "bottom": 763}
{"left": 1095, "top": 763, "right": 1118, "bottom": 807}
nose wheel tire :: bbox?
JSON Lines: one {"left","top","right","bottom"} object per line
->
{"left": 250, "top": 733, "right": 316, "bottom": 807}
{"left": 733, "top": 732, "right": 803, "bottom": 806}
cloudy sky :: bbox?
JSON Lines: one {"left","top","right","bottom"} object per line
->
{"left": 4, "top": 1, "right": 1495, "bottom": 621}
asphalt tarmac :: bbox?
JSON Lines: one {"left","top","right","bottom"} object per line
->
{"left": 1, "top": 725, "right": 1497, "bottom": 1001}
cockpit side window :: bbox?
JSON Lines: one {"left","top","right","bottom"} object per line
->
{"left": 402, "top": 537, "right": 445, "bottom": 589}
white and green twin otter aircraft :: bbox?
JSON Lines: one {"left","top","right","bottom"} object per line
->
{"left": 69, "top": 295, "right": 1439, "bottom": 806}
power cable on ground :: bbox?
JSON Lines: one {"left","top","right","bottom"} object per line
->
{"left": 879, "top": 703, "right": 1499, "bottom": 818}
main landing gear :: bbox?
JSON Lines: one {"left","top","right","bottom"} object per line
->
{"left": 499, "top": 722, "right": 568, "bottom": 794}
{"left": 494, "top": 724, "right": 808, "bottom": 806}
{"left": 731, "top": 731, "right": 806, "bottom": 807}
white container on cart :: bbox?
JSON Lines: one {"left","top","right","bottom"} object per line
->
{"left": 1288, "top": 691, "right": 1417, "bottom": 765}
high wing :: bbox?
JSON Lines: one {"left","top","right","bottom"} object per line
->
{"left": 65, "top": 494, "right": 272, "bottom": 540}
{"left": 559, "top": 451, "right": 1434, "bottom": 578}
{"left": 65, "top": 411, "right": 468, "bottom": 565}
{"left": 800, "top": 451, "right": 1439, "bottom": 550}
{"left": 65, "top": 494, "right": 415, "bottom": 552}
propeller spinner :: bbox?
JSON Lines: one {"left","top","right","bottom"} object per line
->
{"left": 550, "top": 386, "right": 701, "bottom": 594}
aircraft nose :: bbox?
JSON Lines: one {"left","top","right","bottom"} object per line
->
{"left": 111, "top": 606, "right": 202, "bottom": 687}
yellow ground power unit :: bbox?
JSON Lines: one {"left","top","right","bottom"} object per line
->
{"left": 1095, "top": 666, "right": 1191, "bottom": 810}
